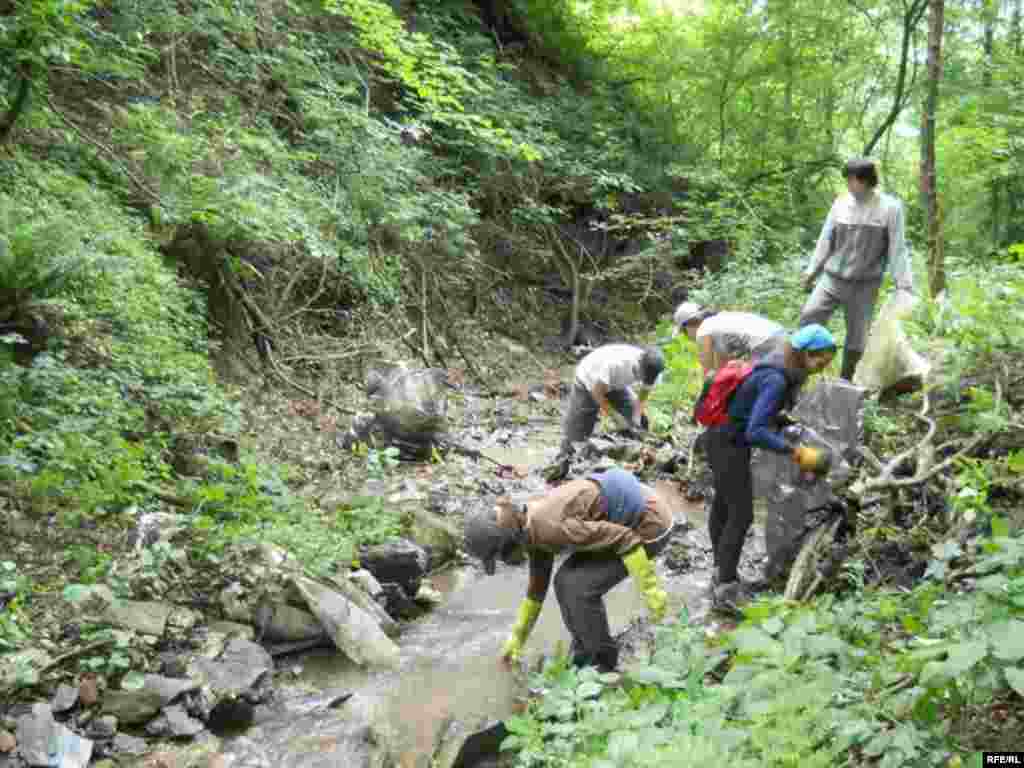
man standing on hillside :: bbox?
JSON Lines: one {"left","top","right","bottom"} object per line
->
{"left": 799, "top": 158, "right": 915, "bottom": 381}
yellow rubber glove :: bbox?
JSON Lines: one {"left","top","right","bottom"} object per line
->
{"left": 501, "top": 597, "right": 543, "bottom": 662}
{"left": 793, "top": 444, "right": 829, "bottom": 474}
{"left": 622, "top": 547, "right": 667, "bottom": 622}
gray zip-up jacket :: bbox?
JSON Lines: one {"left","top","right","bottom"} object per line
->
{"left": 806, "top": 191, "right": 913, "bottom": 290}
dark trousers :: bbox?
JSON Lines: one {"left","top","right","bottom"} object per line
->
{"left": 705, "top": 426, "right": 753, "bottom": 584}
{"left": 560, "top": 382, "right": 636, "bottom": 453}
{"left": 553, "top": 536, "right": 669, "bottom": 672}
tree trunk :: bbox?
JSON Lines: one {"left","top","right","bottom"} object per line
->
{"left": 420, "top": 263, "right": 430, "bottom": 362}
{"left": 991, "top": 180, "right": 1001, "bottom": 248}
{"left": 782, "top": 8, "right": 802, "bottom": 210}
{"left": 0, "top": 69, "right": 31, "bottom": 144}
{"left": 982, "top": 0, "right": 995, "bottom": 87}
{"left": 863, "top": 0, "right": 929, "bottom": 156}
{"left": 920, "top": 0, "right": 946, "bottom": 297}
{"left": 549, "top": 227, "right": 582, "bottom": 348}
{"left": 1013, "top": 0, "right": 1022, "bottom": 56}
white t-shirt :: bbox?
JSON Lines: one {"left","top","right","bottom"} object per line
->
{"left": 696, "top": 312, "right": 784, "bottom": 356}
{"left": 575, "top": 344, "right": 645, "bottom": 392}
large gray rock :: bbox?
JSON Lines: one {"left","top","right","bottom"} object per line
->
{"left": 146, "top": 705, "right": 205, "bottom": 738}
{"left": 51, "top": 684, "right": 79, "bottom": 714}
{"left": 113, "top": 733, "right": 149, "bottom": 755}
{"left": 433, "top": 717, "right": 512, "bottom": 768}
{"left": 99, "top": 673, "right": 197, "bottom": 727}
{"left": 15, "top": 704, "right": 54, "bottom": 766}
{"left": 291, "top": 576, "right": 399, "bottom": 668}
{"left": 256, "top": 600, "right": 327, "bottom": 644}
{"left": 102, "top": 689, "right": 164, "bottom": 725}
{"left": 87, "top": 715, "right": 118, "bottom": 739}
{"left": 220, "top": 694, "right": 396, "bottom": 768}
{"left": 187, "top": 638, "right": 273, "bottom": 700}
{"left": 16, "top": 704, "right": 94, "bottom": 768}
{"left": 408, "top": 508, "right": 460, "bottom": 571}
{"left": 142, "top": 674, "right": 199, "bottom": 707}
{"left": 358, "top": 539, "right": 428, "bottom": 598}
{"left": 103, "top": 600, "right": 174, "bottom": 636}
{"left": 317, "top": 575, "right": 398, "bottom": 639}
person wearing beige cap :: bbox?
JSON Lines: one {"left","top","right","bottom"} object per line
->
{"left": 673, "top": 302, "right": 785, "bottom": 375}
{"left": 463, "top": 466, "right": 674, "bottom": 673}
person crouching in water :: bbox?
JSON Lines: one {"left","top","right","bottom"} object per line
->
{"left": 706, "top": 324, "right": 836, "bottom": 611}
{"left": 463, "top": 467, "right": 673, "bottom": 673}
{"left": 560, "top": 344, "right": 665, "bottom": 455}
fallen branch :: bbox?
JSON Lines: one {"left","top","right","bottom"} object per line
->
{"left": 852, "top": 389, "right": 990, "bottom": 495}
{"left": 439, "top": 438, "right": 513, "bottom": 470}
{"left": 133, "top": 481, "right": 194, "bottom": 508}
{"left": 432, "top": 273, "right": 498, "bottom": 397}
{"left": 45, "top": 96, "right": 162, "bottom": 206}
{"left": 381, "top": 311, "right": 434, "bottom": 370}
{"left": 38, "top": 638, "right": 117, "bottom": 675}
{"left": 223, "top": 267, "right": 360, "bottom": 416}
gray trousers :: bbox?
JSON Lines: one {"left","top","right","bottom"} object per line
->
{"left": 553, "top": 533, "right": 671, "bottom": 672}
{"left": 560, "top": 381, "right": 637, "bottom": 453}
{"left": 799, "top": 274, "right": 882, "bottom": 352}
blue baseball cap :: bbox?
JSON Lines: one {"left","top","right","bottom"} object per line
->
{"left": 790, "top": 324, "right": 836, "bottom": 352}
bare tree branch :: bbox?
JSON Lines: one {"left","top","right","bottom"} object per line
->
{"left": 862, "top": 0, "right": 929, "bottom": 156}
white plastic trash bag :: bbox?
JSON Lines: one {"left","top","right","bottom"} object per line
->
{"left": 854, "top": 290, "right": 932, "bottom": 391}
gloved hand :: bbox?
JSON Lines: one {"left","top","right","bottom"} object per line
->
{"left": 793, "top": 444, "right": 830, "bottom": 475}
{"left": 776, "top": 411, "right": 797, "bottom": 429}
{"left": 501, "top": 597, "right": 542, "bottom": 663}
{"left": 622, "top": 547, "right": 667, "bottom": 622}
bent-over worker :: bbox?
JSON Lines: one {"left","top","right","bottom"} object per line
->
{"left": 464, "top": 467, "right": 673, "bottom": 673}
{"left": 560, "top": 344, "right": 665, "bottom": 454}
{"left": 673, "top": 302, "right": 785, "bottom": 376}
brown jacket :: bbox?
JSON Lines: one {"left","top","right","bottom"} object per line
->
{"left": 524, "top": 478, "right": 673, "bottom": 557}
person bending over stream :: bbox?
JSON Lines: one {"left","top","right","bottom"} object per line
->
{"left": 464, "top": 467, "right": 673, "bottom": 673}
{"left": 560, "top": 344, "right": 665, "bottom": 454}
